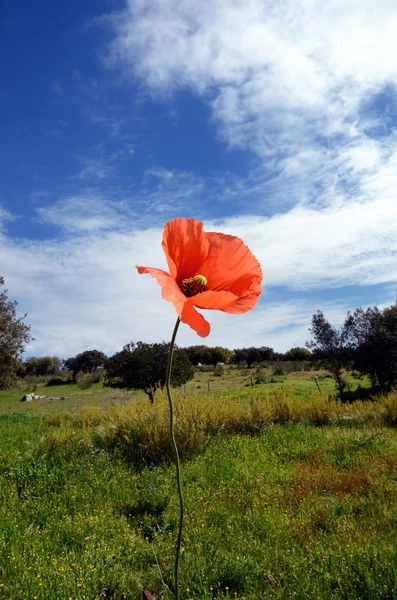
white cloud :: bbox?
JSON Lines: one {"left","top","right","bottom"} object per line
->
{"left": 76, "top": 157, "right": 114, "bottom": 181}
{"left": 220, "top": 196, "right": 397, "bottom": 291}
{"left": 36, "top": 195, "right": 128, "bottom": 233}
{"left": 105, "top": 0, "right": 397, "bottom": 150}
{"left": 0, "top": 206, "right": 14, "bottom": 230}
{"left": 1, "top": 190, "right": 397, "bottom": 356}
{"left": 339, "top": 140, "right": 382, "bottom": 173}
{"left": 102, "top": 0, "right": 397, "bottom": 218}
{"left": 4, "top": 1, "right": 397, "bottom": 356}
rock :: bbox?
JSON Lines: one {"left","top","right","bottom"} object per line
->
{"left": 21, "top": 394, "right": 33, "bottom": 402}
{"left": 21, "top": 394, "right": 64, "bottom": 403}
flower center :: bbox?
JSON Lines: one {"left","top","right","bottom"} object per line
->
{"left": 180, "top": 274, "right": 207, "bottom": 298}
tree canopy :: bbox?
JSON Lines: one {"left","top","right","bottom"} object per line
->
{"left": 185, "top": 345, "right": 233, "bottom": 367}
{"left": 21, "top": 356, "right": 62, "bottom": 377}
{"left": 283, "top": 347, "right": 312, "bottom": 361}
{"left": 64, "top": 350, "right": 107, "bottom": 379}
{"left": 233, "top": 346, "right": 275, "bottom": 368}
{"left": 105, "top": 342, "right": 194, "bottom": 402}
{"left": 307, "top": 311, "right": 351, "bottom": 400}
{"left": 307, "top": 303, "right": 397, "bottom": 398}
{"left": 0, "top": 277, "right": 32, "bottom": 389}
{"left": 345, "top": 304, "right": 397, "bottom": 392}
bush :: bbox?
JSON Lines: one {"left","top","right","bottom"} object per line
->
{"left": 381, "top": 391, "right": 397, "bottom": 425}
{"left": 41, "top": 430, "right": 94, "bottom": 460}
{"left": 255, "top": 376, "right": 277, "bottom": 384}
{"left": 213, "top": 365, "right": 224, "bottom": 377}
{"left": 254, "top": 365, "right": 273, "bottom": 378}
{"left": 37, "top": 388, "right": 397, "bottom": 469}
{"left": 301, "top": 399, "right": 332, "bottom": 426}
{"left": 71, "top": 405, "right": 103, "bottom": 428}
{"left": 47, "top": 378, "right": 67, "bottom": 387}
{"left": 271, "top": 398, "right": 292, "bottom": 423}
{"left": 22, "top": 374, "right": 48, "bottom": 387}
{"left": 272, "top": 362, "right": 285, "bottom": 376}
{"left": 76, "top": 372, "right": 93, "bottom": 390}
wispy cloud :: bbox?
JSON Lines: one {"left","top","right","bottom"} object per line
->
{"left": 1, "top": 192, "right": 397, "bottom": 356}
{"left": 4, "top": 1, "right": 397, "bottom": 357}
{"left": 0, "top": 206, "right": 15, "bottom": 231}
{"left": 75, "top": 156, "right": 115, "bottom": 181}
{"left": 103, "top": 0, "right": 397, "bottom": 213}
{"left": 36, "top": 194, "right": 129, "bottom": 233}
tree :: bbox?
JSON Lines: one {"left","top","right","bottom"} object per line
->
{"left": 185, "top": 345, "right": 209, "bottom": 366}
{"left": 307, "top": 311, "right": 351, "bottom": 400}
{"left": 283, "top": 347, "right": 312, "bottom": 361}
{"left": 185, "top": 345, "right": 233, "bottom": 366}
{"left": 205, "top": 346, "right": 233, "bottom": 367}
{"left": 64, "top": 350, "right": 107, "bottom": 379}
{"left": 105, "top": 342, "right": 195, "bottom": 403}
{"left": 258, "top": 346, "right": 275, "bottom": 362}
{"left": 22, "top": 356, "right": 62, "bottom": 377}
{"left": 345, "top": 304, "right": 397, "bottom": 392}
{"left": 0, "top": 277, "right": 32, "bottom": 389}
{"left": 233, "top": 347, "right": 263, "bottom": 368}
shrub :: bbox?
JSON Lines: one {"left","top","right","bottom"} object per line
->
{"left": 272, "top": 362, "right": 285, "bottom": 376}
{"left": 271, "top": 398, "right": 292, "bottom": 423}
{"left": 381, "top": 391, "right": 397, "bottom": 425}
{"left": 41, "top": 430, "right": 94, "bottom": 460}
{"left": 301, "top": 398, "right": 333, "bottom": 426}
{"left": 76, "top": 372, "right": 93, "bottom": 390}
{"left": 46, "top": 370, "right": 74, "bottom": 386}
{"left": 39, "top": 388, "right": 397, "bottom": 468}
{"left": 255, "top": 376, "right": 277, "bottom": 384}
{"left": 213, "top": 365, "right": 224, "bottom": 377}
{"left": 70, "top": 405, "right": 103, "bottom": 428}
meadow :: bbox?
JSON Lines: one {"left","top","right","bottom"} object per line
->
{"left": 1, "top": 368, "right": 397, "bottom": 599}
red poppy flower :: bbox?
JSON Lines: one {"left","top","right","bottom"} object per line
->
{"left": 136, "top": 218, "right": 262, "bottom": 337}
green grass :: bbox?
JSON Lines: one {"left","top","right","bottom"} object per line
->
{"left": 1, "top": 371, "right": 397, "bottom": 599}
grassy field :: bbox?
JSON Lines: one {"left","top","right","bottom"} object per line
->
{"left": 1, "top": 368, "right": 397, "bottom": 599}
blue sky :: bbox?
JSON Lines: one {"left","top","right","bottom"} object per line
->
{"left": 1, "top": 0, "right": 397, "bottom": 358}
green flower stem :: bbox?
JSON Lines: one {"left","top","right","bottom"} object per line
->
{"left": 166, "top": 317, "right": 183, "bottom": 600}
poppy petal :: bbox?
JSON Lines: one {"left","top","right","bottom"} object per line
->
{"left": 226, "top": 273, "right": 262, "bottom": 298}
{"left": 192, "top": 290, "right": 238, "bottom": 310}
{"left": 220, "top": 291, "right": 261, "bottom": 314}
{"left": 199, "top": 232, "right": 262, "bottom": 294}
{"left": 162, "top": 218, "right": 210, "bottom": 282}
{"left": 136, "top": 266, "right": 186, "bottom": 315}
{"left": 181, "top": 301, "right": 210, "bottom": 337}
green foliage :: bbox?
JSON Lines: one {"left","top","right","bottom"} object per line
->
{"left": 0, "top": 277, "right": 32, "bottom": 389}
{"left": 76, "top": 369, "right": 105, "bottom": 390}
{"left": 307, "top": 311, "right": 351, "bottom": 401}
{"left": 105, "top": 342, "right": 194, "bottom": 402}
{"left": 346, "top": 304, "right": 397, "bottom": 391}
{"left": 272, "top": 361, "right": 286, "bottom": 376}
{"left": 64, "top": 350, "right": 107, "bottom": 380}
{"left": 185, "top": 345, "right": 233, "bottom": 366}
{"left": 283, "top": 346, "right": 312, "bottom": 361}
{"left": 233, "top": 346, "right": 274, "bottom": 367}
{"left": 20, "top": 355, "right": 62, "bottom": 377}
{"left": 255, "top": 376, "right": 278, "bottom": 384}
{"left": 46, "top": 371, "right": 74, "bottom": 386}
{"left": 308, "top": 302, "right": 397, "bottom": 397}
